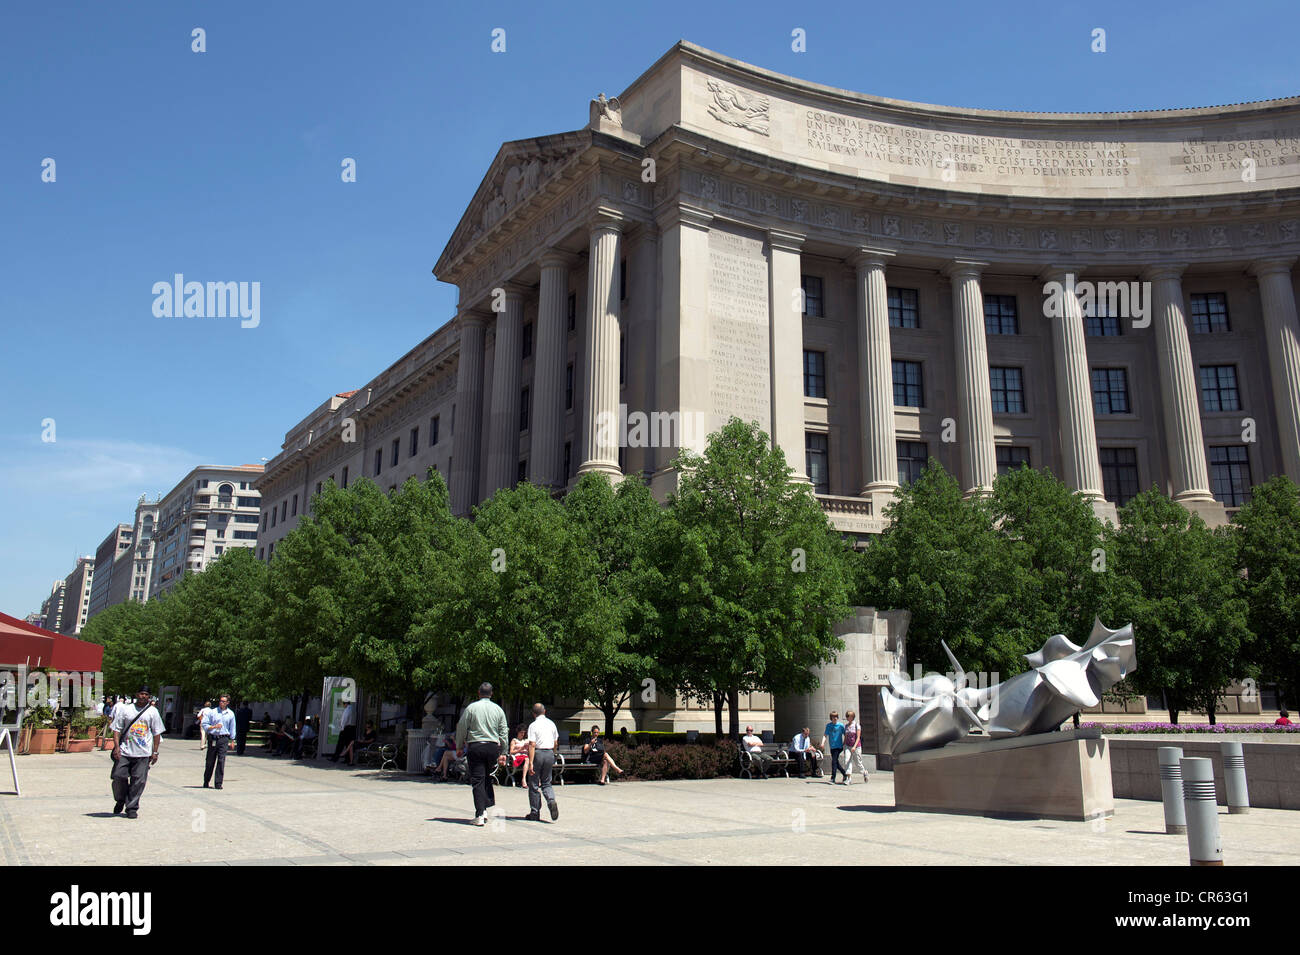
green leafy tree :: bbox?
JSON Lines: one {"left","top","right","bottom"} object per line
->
{"left": 1104, "top": 488, "right": 1251, "bottom": 723}
{"left": 1232, "top": 476, "right": 1300, "bottom": 706}
{"left": 80, "top": 600, "right": 156, "bottom": 694}
{"left": 563, "top": 473, "right": 662, "bottom": 735}
{"left": 655, "top": 418, "right": 854, "bottom": 737}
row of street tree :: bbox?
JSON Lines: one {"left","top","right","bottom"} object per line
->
{"left": 81, "top": 419, "right": 1300, "bottom": 730}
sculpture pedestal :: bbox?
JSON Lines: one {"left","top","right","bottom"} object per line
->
{"left": 893, "top": 728, "right": 1113, "bottom": 821}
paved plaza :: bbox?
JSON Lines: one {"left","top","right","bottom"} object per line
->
{"left": 2, "top": 746, "right": 1298, "bottom": 866}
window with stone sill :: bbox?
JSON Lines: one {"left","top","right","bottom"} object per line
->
{"left": 888, "top": 287, "right": 919, "bottom": 329}
{"left": 892, "top": 360, "right": 923, "bottom": 407}
{"left": 1189, "top": 293, "right": 1230, "bottom": 334}
{"left": 897, "top": 440, "right": 928, "bottom": 485}
{"left": 801, "top": 275, "right": 824, "bottom": 317}
{"left": 805, "top": 432, "right": 829, "bottom": 494}
{"left": 1200, "top": 365, "right": 1240, "bottom": 412}
{"left": 983, "top": 294, "right": 1019, "bottom": 335}
{"left": 1209, "top": 445, "right": 1252, "bottom": 507}
{"left": 989, "top": 367, "right": 1025, "bottom": 414}
{"left": 1091, "top": 368, "right": 1130, "bottom": 416}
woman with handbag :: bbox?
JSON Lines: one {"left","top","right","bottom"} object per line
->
{"left": 842, "top": 709, "right": 868, "bottom": 785}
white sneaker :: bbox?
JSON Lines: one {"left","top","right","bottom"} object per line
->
{"left": 845, "top": 777, "right": 853, "bottom": 785}
{"left": 473, "top": 815, "right": 485, "bottom": 827}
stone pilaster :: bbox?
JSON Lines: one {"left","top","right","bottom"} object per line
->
{"left": 532, "top": 253, "right": 571, "bottom": 491}
{"left": 579, "top": 208, "right": 624, "bottom": 478}
{"left": 1251, "top": 258, "right": 1300, "bottom": 483}
{"left": 1042, "top": 267, "right": 1115, "bottom": 524}
{"left": 485, "top": 284, "right": 526, "bottom": 495}
{"left": 854, "top": 248, "right": 899, "bottom": 508}
{"left": 450, "top": 310, "right": 487, "bottom": 516}
{"left": 768, "top": 230, "right": 808, "bottom": 482}
{"left": 944, "top": 260, "right": 997, "bottom": 495}
{"left": 1144, "top": 265, "right": 1221, "bottom": 522}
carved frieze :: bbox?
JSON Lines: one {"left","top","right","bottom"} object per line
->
{"left": 705, "top": 79, "right": 771, "bottom": 136}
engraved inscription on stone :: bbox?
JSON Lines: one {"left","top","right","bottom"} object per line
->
{"left": 708, "top": 229, "right": 771, "bottom": 434}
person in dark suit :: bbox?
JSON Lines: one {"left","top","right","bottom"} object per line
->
{"left": 235, "top": 702, "right": 253, "bottom": 755}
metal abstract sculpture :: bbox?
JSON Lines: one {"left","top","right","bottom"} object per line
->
{"left": 882, "top": 620, "right": 1136, "bottom": 756}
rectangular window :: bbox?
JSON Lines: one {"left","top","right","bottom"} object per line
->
{"left": 410, "top": 427, "right": 419, "bottom": 457}
{"left": 566, "top": 363, "right": 574, "bottom": 411}
{"left": 430, "top": 415, "right": 440, "bottom": 447}
{"left": 270, "top": 509, "right": 276, "bottom": 528}
{"left": 892, "top": 360, "right": 923, "bottom": 407}
{"left": 233, "top": 531, "right": 257, "bottom": 541}
{"left": 1084, "top": 304, "right": 1122, "bottom": 337}
{"left": 897, "top": 441, "right": 928, "bottom": 485}
{"left": 1200, "top": 365, "right": 1241, "bottom": 412}
{"left": 567, "top": 293, "right": 577, "bottom": 333}
{"left": 391, "top": 438, "right": 400, "bottom": 468}
{"left": 617, "top": 444, "right": 626, "bottom": 473}
{"left": 996, "top": 446, "right": 1031, "bottom": 475}
{"left": 983, "top": 294, "right": 1019, "bottom": 335}
{"left": 1209, "top": 446, "right": 1252, "bottom": 507}
{"left": 564, "top": 442, "right": 571, "bottom": 479}
{"left": 291, "top": 494, "right": 298, "bottom": 517}
{"left": 316, "top": 481, "right": 323, "bottom": 496}
{"left": 522, "top": 322, "right": 533, "bottom": 359}
{"left": 1099, "top": 447, "right": 1139, "bottom": 506}
{"left": 374, "top": 448, "right": 383, "bottom": 475}
{"left": 620, "top": 334, "right": 627, "bottom": 386}
{"left": 805, "top": 433, "right": 829, "bottom": 494}
{"left": 888, "top": 288, "right": 919, "bottom": 329}
{"left": 801, "top": 276, "right": 824, "bottom": 317}
{"left": 236, "top": 496, "right": 259, "bottom": 507}
{"left": 804, "top": 350, "right": 827, "bottom": 399}
{"left": 620, "top": 258, "right": 627, "bottom": 302}
{"left": 341, "top": 466, "right": 349, "bottom": 490}
{"left": 261, "top": 513, "right": 268, "bottom": 532}
{"left": 280, "top": 501, "right": 287, "bottom": 522}
{"left": 520, "top": 387, "right": 531, "bottom": 432}
{"left": 1190, "top": 292, "right": 1230, "bottom": 333}
{"left": 1091, "top": 368, "right": 1131, "bottom": 415}
{"left": 989, "top": 367, "right": 1025, "bottom": 414}
{"left": 234, "top": 514, "right": 258, "bottom": 524}
{"left": 258, "top": 548, "right": 265, "bottom": 561}
{"left": 518, "top": 459, "right": 528, "bottom": 483}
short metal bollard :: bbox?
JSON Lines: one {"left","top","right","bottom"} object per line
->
{"left": 1158, "top": 746, "right": 1186, "bottom": 834}
{"left": 1181, "top": 757, "right": 1223, "bottom": 866}
{"left": 1220, "top": 740, "right": 1250, "bottom": 814}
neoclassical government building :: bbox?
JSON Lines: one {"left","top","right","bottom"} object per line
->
{"left": 255, "top": 43, "right": 1300, "bottom": 732}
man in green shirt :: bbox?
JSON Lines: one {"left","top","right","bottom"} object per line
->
{"left": 455, "top": 682, "right": 509, "bottom": 827}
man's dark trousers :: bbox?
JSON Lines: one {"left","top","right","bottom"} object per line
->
{"left": 204, "top": 735, "right": 230, "bottom": 787}
{"left": 467, "top": 741, "right": 500, "bottom": 818}
{"left": 111, "top": 755, "right": 151, "bottom": 812}
{"left": 528, "top": 750, "right": 556, "bottom": 816}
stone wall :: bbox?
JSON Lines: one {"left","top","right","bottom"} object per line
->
{"left": 1108, "top": 734, "right": 1300, "bottom": 810}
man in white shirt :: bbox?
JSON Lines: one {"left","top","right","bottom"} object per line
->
{"left": 741, "top": 725, "right": 772, "bottom": 777}
{"left": 110, "top": 685, "right": 165, "bottom": 819}
{"left": 525, "top": 703, "right": 560, "bottom": 822}
{"left": 788, "top": 726, "right": 823, "bottom": 778}
{"left": 201, "top": 695, "right": 237, "bottom": 789}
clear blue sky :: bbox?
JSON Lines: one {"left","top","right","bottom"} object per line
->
{"left": 2, "top": 0, "right": 1297, "bottom": 616}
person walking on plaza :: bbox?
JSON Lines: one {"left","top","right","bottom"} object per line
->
{"left": 202, "top": 695, "right": 236, "bottom": 789}
{"left": 235, "top": 701, "right": 252, "bottom": 755}
{"left": 454, "top": 682, "right": 509, "bottom": 827}
{"left": 525, "top": 703, "right": 559, "bottom": 822}
{"left": 196, "top": 700, "right": 213, "bottom": 750}
{"left": 841, "top": 708, "right": 867, "bottom": 785}
{"left": 110, "top": 686, "right": 165, "bottom": 819}
{"left": 822, "top": 711, "right": 846, "bottom": 784}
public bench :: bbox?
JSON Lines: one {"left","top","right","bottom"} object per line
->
{"left": 739, "top": 742, "right": 794, "bottom": 779}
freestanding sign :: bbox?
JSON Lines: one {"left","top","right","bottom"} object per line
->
{"left": 0, "top": 663, "right": 28, "bottom": 796}
{"left": 320, "top": 676, "right": 356, "bottom": 759}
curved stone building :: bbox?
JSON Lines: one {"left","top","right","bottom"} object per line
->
{"left": 256, "top": 42, "right": 1300, "bottom": 730}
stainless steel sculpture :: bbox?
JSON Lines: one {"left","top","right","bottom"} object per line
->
{"left": 882, "top": 620, "right": 1136, "bottom": 756}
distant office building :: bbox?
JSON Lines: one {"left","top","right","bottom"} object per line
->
{"left": 87, "top": 523, "right": 132, "bottom": 618}
{"left": 23, "top": 612, "right": 43, "bottom": 628}
{"left": 60, "top": 556, "right": 95, "bottom": 635}
{"left": 149, "top": 466, "right": 263, "bottom": 598}
{"left": 40, "top": 580, "right": 66, "bottom": 633}
{"left": 86, "top": 495, "right": 161, "bottom": 621}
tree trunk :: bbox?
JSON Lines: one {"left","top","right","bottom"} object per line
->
{"left": 1071, "top": 712, "right": 1080, "bottom": 728}
{"left": 713, "top": 691, "right": 724, "bottom": 737}
{"left": 1169, "top": 708, "right": 1179, "bottom": 725}
{"left": 727, "top": 685, "right": 740, "bottom": 739}
{"left": 300, "top": 689, "right": 312, "bottom": 722}
{"left": 1207, "top": 700, "right": 1216, "bottom": 726}
{"left": 603, "top": 701, "right": 616, "bottom": 738}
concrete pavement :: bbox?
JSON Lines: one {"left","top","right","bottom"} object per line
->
{"left": 2, "top": 744, "right": 1298, "bottom": 865}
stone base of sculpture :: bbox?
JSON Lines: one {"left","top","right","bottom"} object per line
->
{"left": 893, "top": 728, "right": 1113, "bottom": 821}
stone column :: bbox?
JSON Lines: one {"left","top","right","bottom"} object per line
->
{"left": 1145, "top": 264, "right": 1216, "bottom": 507}
{"left": 1251, "top": 258, "right": 1300, "bottom": 482}
{"left": 485, "top": 284, "right": 526, "bottom": 495}
{"left": 450, "top": 310, "right": 487, "bottom": 516}
{"left": 854, "top": 249, "right": 898, "bottom": 503}
{"left": 1042, "top": 267, "right": 1114, "bottom": 522}
{"left": 944, "top": 260, "right": 997, "bottom": 495}
{"left": 532, "top": 253, "right": 571, "bottom": 491}
{"left": 769, "top": 230, "right": 809, "bottom": 483}
{"left": 579, "top": 209, "right": 623, "bottom": 478}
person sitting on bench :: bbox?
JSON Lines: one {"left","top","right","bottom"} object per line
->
{"left": 582, "top": 726, "right": 624, "bottom": 785}
{"left": 337, "top": 721, "right": 378, "bottom": 766}
{"left": 741, "top": 726, "right": 771, "bottom": 777}
{"left": 788, "top": 726, "right": 823, "bottom": 778}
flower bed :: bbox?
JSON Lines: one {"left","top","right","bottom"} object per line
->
{"left": 1082, "top": 721, "right": 1300, "bottom": 734}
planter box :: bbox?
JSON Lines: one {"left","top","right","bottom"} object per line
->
{"left": 27, "top": 728, "right": 58, "bottom": 755}
{"left": 66, "top": 738, "right": 95, "bottom": 753}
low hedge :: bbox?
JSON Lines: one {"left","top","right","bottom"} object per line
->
{"left": 594, "top": 731, "right": 731, "bottom": 748}
{"left": 604, "top": 740, "right": 738, "bottom": 780}
{"left": 1082, "top": 722, "right": 1300, "bottom": 734}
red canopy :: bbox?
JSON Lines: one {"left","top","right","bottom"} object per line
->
{"left": 0, "top": 611, "right": 104, "bottom": 672}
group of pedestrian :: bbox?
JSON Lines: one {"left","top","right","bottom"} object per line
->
{"left": 742, "top": 709, "right": 867, "bottom": 783}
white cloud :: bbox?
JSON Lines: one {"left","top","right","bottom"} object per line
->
{"left": 0, "top": 436, "right": 202, "bottom": 497}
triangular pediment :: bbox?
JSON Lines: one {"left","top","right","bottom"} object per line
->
{"left": 434, "top": 129, "right": 593, "bottom": 278}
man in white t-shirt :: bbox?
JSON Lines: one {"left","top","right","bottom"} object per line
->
{"left": 110, "top": 685, "right": 165, "bottom": 819}
{"left": 741, "top": 725, "right": 772, "bottom": 777}
{"left": 525, "top": 703, "right": 560, "bottom": 822}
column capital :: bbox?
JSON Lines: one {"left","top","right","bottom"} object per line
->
{"left": 538, "top": 249, "right": 578, "bottom": 271}
{"left": 1143, "top": 262, "right": 1188, "bottom": 283}
{"left": 942, "top": 259, "right": 988, "bottom": 280}
{"left": 587, "top": 205, "right": 627, "bottom": 233}
{"left": 1038, "top": 264, "right": 1090, "bottom": 284}
{"left": 767, "top": 229, "right": 806, "bottom": 254}
{"left": 457, "top": 307, "right": 490, "bottom": 329}
{"left": 1250, "top": 257, "right": 1298, "bottom": 279}
{"left": 851, "top": 247, "right": 896, "bottom": 271}
{"left": 499, "top": 281, "right": 530, "bottom": 305}
{"left": 656, "top": 202, "right": 713, "bottom": 233}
